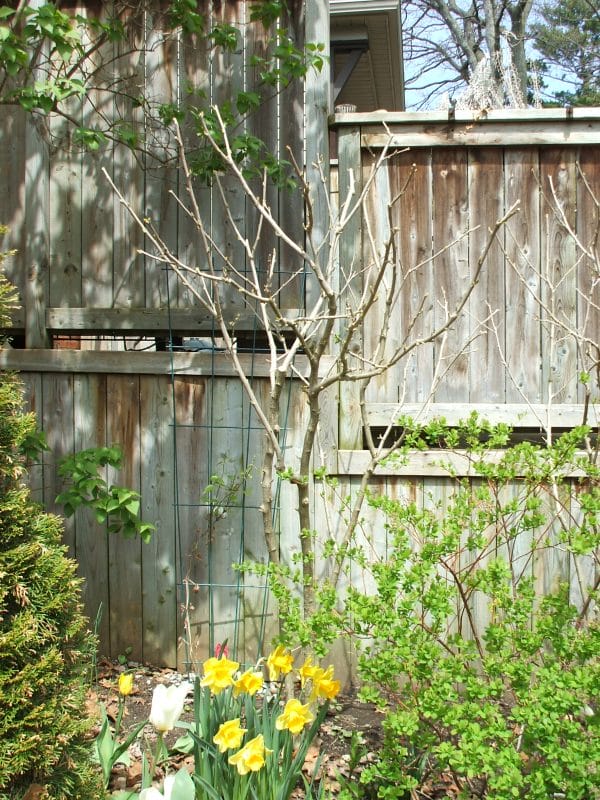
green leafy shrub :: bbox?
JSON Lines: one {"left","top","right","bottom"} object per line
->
{"left": 0, "top": 273, "right": 102, "bottom": 799}
{"left": 271, "top": 416, "right": 599, "bottom": 799}
{"left": 344, "top": 422, "right": 600, "bottom": 800}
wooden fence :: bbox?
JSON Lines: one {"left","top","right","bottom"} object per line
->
{"left": 1, "top": 108, "right": 599, "bottom": 675}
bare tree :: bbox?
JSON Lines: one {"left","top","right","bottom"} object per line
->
{"left": 402, "top": 1, "right": 535, "bottom": 108}
{"left": 106, "top": 113, "right": 517, "bottom": 616}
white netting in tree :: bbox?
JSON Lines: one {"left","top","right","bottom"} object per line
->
{"left": 454, "top": 56, "right": 504, "bottom": 110}
{"left": 440, "top": 35, "right": 534, "bottom": 111}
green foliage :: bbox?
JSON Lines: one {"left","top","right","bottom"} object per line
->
{"left": 169, "top": 0, "right": 204, "bottom": 35}
{"left": 266, "top": 417, "right": 600, "bottom": 799}
{"left": 56, "top": 445, "right": 155, "bottom": 542}
{"left": 0, "top": 1, "right": 325, "bottom": 189}
{"left": 0, "top": 279, "right": 101, "bottom": 798}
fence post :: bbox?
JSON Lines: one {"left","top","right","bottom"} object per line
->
{"left": 337, "top": 124, "right": 362, "bottom": 451}
{"left": 305, "top": 0, "right": 330, "bottom": 309}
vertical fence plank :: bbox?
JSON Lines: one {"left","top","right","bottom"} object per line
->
{"left": 577, "top": 147, "right": 600, "bottom": 404}
{"left": 24, "top": 118, "right": 50, "bottom": 348}
{"left": 144, "top": 6, "right": 180, "bottom": 310}
{"left": 237, "top": 380, "right": 270, "bottom": 664}
{"left": 504, "top": 148, "right": 542, "bottom": 404}
{"left": 1, "top": 106, "right": 26, "bottom": 297}
{"left": 81, "top": 2, "right": 115, "bottom": 312}
{"left": 73, "top": 372, "right": 110, "bottom": 650}
{"left": 107, "top": 374, "right": 143, "bottom": 660}
{"left": 468, "top": 148, "right": 505, "bottom": 403}
{"left": 174, "top": 376, "right": 208, "bottom": 670}
{"left": 534, "top": 484, "right": 571, "bottom": 605}
{"left": 246, "top": 8, "right": 279, "bottom": 305}
{"left": 364, "top": 152, "right": 393, "bottom": 406}
{"left": 177, "top": 9, "right": 210, "bottom": 309}
{"left": 431, "top": 147, "right": 469, "bottom": 401}
{"left": 112, "top": 9, "right": 146, "bottom": 309}
{"left": 394, "top": 148, "right": 434, "bottom": 404}
{"left": 140, "top": 374, "right": 177, "bottom": 666}
{"left": 204, "top": 378, "right": 248, "bottom": 658}
{"left": 540, "top": 148, "right": 578, "bottom": 405}
{"left": 211, "top": 2, "right": 246, "bottom": 313}
{"left": 338, "top": 126, "right": 362, "bottom": 450}
{"left": 41, "top": 373, "right": 75, "bottom": 554}
{"left": 304, "top": 0, "right": 329, "bottom": 309}
{"left": 49, "top": 114, "right": 82, "bottom": 310}
{"left": 278, "top": 0, "right": 306, "bottom": 310}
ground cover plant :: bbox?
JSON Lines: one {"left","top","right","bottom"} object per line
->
{"left": 0, "top": 269, "right": 102, "bottom": 799}
{"left": 274, "top": 416, "right": 600, "bottom": 799}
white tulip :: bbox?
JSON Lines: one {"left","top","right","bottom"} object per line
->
{"left": 149, "top": 682, "right": 192, "bottom": 733}
{"left": 139, "top": 775, "right": 175, "bottom": 800}
{"left": 139, "top": 789, "right": 165, "bottom": 800}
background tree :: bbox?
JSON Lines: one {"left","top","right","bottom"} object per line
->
{"left": 402, "top": 0, "right": 535, "bottom": 108}
{"left": 531, "top": 0, "right": 600, "bottom": 106}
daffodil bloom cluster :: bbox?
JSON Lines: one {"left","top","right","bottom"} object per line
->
{"left": 266, "top": 644, "right": 294, "bottom": 681}
{"left": 309, "top": 664, "right": 341, "bottom": 700}
{"left": 233, "top": 667, "right": 263, "bottom": 697}
{"left": 118, "top": 647, "right": 342, "bottom": 799}
{"left": 199, "top": 648, "right": 341, "bottom": 776}
{"left": 214, "top": 718, "right": 246, "bottom": 753}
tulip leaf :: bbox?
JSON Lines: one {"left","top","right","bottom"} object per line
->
{"left": 95, "top": 712, "right": 115, "bottom": 784}
{"left": 172, "top": 732, "right": 194, "bottom": 754}
{"left": 191, "top": 774, "right": 222, "bottom": 800}
{"left": 171, "top": 768, "right": 195, "bottom": 800}
{"left": 111, "top": 719, "right": 148, "bottom": 764}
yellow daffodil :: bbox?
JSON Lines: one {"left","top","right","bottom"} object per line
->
{"left": 297, "top": 655, "right": 320, "bottom": 688}
{"left": 310, "top": 665, "right": 341, "bottom": 701}
{"left": 228, "top": 734, "right": 272, "bottom": 775}
{"left": 213, "top": 718, "right": 246, "bottom": 753}
{"left": 200, "top": 656, "right": 239, "bottom": 694}
{"left": 118, "top": 672, "right": 134, "bottom": 696}
{"left": 266, "top": 645, "right": 294, "bottom": 681}
{"left": 233, "top": 668, "right": 263, "bottom": 697}
{"left": 276, "top": 698, "right": 315, "bottom": 735}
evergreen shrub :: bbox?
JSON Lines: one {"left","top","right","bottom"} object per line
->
{"left": 0, "top": 271, "right": 102, "bottom": 799}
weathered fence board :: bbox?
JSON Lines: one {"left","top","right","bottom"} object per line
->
{"left": 467, "top": 147, "right": 505, "bottom": 403}
{"left": 73, "top": 372, "right": 111, "bottom": 652}
{"left": 504, "top": 147, "right": 542, "bottom": 403}
{"left": 339, "top": 128, "right": 600, "bottom": 410}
